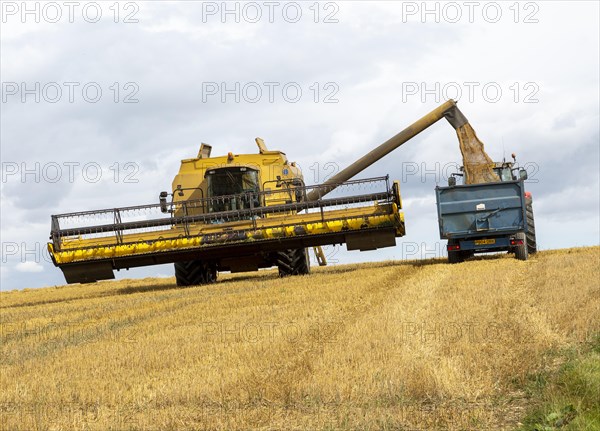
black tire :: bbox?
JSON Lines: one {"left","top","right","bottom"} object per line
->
{"left": 448, "top": 251, "right": 462, "bottom": 264}
{"left": 447, "top": 240, "right": 464, "bottom": 264}
{"left": 276, "top": 248, "right": 310, "bottom": 276}
{"left": 525, "top": 197, "right": 537, "bottom": 254}
{"left": 174, "top": 260, "right": 217, "bottom": 287}
{"left": 514, "top": 232, "right": 528, "bottom": 261}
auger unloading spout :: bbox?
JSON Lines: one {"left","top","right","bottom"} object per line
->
{"left": 306, "top": 99, "right": 497, "bottom": 201}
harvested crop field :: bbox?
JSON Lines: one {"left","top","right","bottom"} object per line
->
{"left": 1, "top": 247, "right": 599, "bottom": 430}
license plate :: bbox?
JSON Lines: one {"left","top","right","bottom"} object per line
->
{"left": 475, "top": 239, "right": 496, "bottom": 245}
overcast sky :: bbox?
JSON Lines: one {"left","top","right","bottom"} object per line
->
{"left": 1, "top": 1, "right": 599, "bottom": 290}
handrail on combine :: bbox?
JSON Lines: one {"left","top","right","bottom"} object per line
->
{"left": 50, "top": 176, "right": 394, "bottom": 252}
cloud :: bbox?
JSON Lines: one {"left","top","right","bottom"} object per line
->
{"left": 15, "top": 261, "right": 44, "bottom": 273}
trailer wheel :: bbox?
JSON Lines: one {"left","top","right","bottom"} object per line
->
{"left": 276, "top": 248, "right": 310, "bottom": 276}
{"left": 514, "top": 232, "right": 528, "bottom": 261}
{"left": 174, "top": 260, "right": 217, "bottom": 287}
{"left": 526, "top": 197, "right": 537, "bottom": 254}
{"left": 448, "top": 251, "right": 464, "bottom": 264}
{"left": 447, "top": 240, "right": 464, "bottom": 264}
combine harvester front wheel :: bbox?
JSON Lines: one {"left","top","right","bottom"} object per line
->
{"left": 174, "top": 260, "right": 217, "bottom": 287}
{"left": 276, "top": 248, "right": 311, "bottom": 277}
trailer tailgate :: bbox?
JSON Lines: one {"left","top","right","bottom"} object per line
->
{"left": 435, "top": 181, "right": 526, "bottom": 238}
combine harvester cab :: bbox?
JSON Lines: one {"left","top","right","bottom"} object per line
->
{"left": 48, "top": 139, "right": 405, "bottom": 286}
{"left": 436, "top": 160, "right": 537, "bottom": 263}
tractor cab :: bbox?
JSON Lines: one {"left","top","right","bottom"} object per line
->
{"left": 491, "top": 161, "right": 528, "bottom": 182}
{"left": 448, "top": 155, "right": 528, "bottom": 186}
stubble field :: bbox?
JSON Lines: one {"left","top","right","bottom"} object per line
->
{"left": 1, "top": 247, "right": 598, "bottom": 430}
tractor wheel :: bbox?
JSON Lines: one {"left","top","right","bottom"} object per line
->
{"left": 174, "top": 260, "right": 217, "bottom": 287}
{"left": 276, "top": 248, "right": 310, "bottom": 276}
{"left": 514, "top": 232, "right": 528, "bottom": 261}
{"left": 526, "top": 198, "right": 537, "bottom": 254}
{"left": 447, "top": 240, "right": 464, "bottom": 264}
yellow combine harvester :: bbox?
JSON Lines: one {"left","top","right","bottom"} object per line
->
{"left": 48, "top": 100, "right": 470, "bottom": 286}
